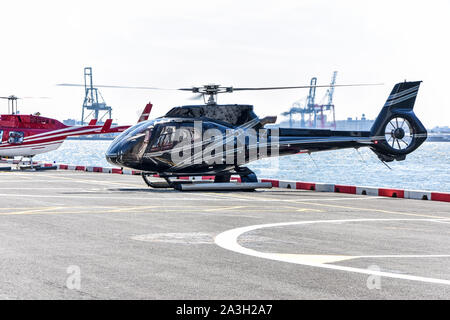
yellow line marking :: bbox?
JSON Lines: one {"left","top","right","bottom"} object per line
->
{"left": 38, "top": 174, "right": 144, "bottom": 188}
{"left": 1, "top": 188, "right": 445, "bottom": 219}
{"left": 105, "top": 206, "right": 160, "bottom": 213}
{"left": 3, "top": 207, "right": 63, "bottom": 215}
{"left": 0, "top": 204, "right": 326, "bottom": 216}
{"left": 203, "top": 206, "right": 247, "bottom": 212}
{"left": 291, "top": 201, "right": 449, "bottom": 219}
{"left": 0, "top": 205, "right": 248, "bottom": 215}
{"left": 209, "top": 192, "right": 258, "bottom": 202}
{"left": 208, "top": 192, "right": 449, "bottom": 219}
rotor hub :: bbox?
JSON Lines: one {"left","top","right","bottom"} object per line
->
{"left": 393, "top": 127, "right": 405, "bottom": 139}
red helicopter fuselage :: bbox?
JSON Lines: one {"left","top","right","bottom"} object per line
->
{"left": 0, "top": 114, "right": 130, "bottom": 157}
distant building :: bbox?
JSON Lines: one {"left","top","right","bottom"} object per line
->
{"left": 278, "top": 114, "right": 375, "bottom": 131}
{"left": 430, "top": 126, "right": 450, "bottom": 133}
{"left": 335, "top": 114, "right": 374, "bottom": 131}
{"left": 63, "top": 119, "right": 77, "bottom": 126}
{"left": 62, "top": 119, "right": 119, "bottom": 127}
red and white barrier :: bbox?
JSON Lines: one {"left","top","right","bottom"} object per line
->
{"left": 315, "top": 183, "right": 335, "bottom": 193}
{"left": 296, "top": 182, "right": 316, "bottom": 191}
{"left": 6, "top": 159, "right": 449, "bottom": 203}
{"left": 431, "top": 192, "right": 450, "bottom": 202}
{"left": 405, "top": 190, "right": 432, "bottom": 201}
{"left": 278, "top": 180, "right": 297, "bottom": 189}
{"left": 257, "top": 179, "right": 449, "bottom": 203}
{"left": 356, "top": 186, "right": 379, "bottom": 196}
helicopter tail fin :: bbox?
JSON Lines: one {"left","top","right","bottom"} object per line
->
{"left": 138, "top": 102, "right": 153, "bottom": 123}
{"left": 369, "top": 81, "right": 427, "bottom": 162}
{"left": 100, "top": 119, "right": 113, "bottom": 133}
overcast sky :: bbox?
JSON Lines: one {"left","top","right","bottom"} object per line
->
{"left": 0, "top": 0, "right": 448, "bottom": 127}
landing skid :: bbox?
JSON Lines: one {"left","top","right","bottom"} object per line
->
{"left": 18, "top": 165, "right": 58, "bottom": 172}
{"left": 142, "top": 175, "right": 211, "bottom": 188}
{"left": 141, "top": 167, "right": 271, "bottom": 191}
{"left": 18, "top": 157, "right": 57, "bottom": 171}
{"left": 0, "top": 157, "right": 57, "bottom": 172}
{"left": 173, "top": 181, "right": 272, "bottom": 191}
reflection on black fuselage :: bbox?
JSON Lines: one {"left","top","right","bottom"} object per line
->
{"left": 106, "top": 118, "right": 239, "bottom": 174}
{"left": 106, "top": 120, "right": 150, "bottom": 168}
{"left": 106, "top": 117, "right": 373, "bottom": 175}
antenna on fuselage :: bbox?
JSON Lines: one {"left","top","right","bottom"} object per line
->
{"left": 0, "top": 95, "right": 19, "bottom": 114}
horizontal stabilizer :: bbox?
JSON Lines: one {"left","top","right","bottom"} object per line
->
{"left": 260, "top": 116, "right": 277, "bottom": 127}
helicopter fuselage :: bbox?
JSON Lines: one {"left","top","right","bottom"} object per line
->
{"left": 106, "top": 83, "right": 428, "bottom": 180}
{"left": 0, "top": 114, "right": 130, "bottom": 158}
{"left": 105, "top": 115, "right": 372, "bottom": 176}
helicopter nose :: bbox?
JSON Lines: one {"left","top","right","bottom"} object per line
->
{"left": 106, "top": 153, "right": 118, "bottom": 166}
{"left": 105, "top": 150, "right": 119, "bottom": 166}
{"left": 105, "top": 138, "right": 123, "bottom": 166}
{"left": 106, "top": 132, "right": 144, "bottom": 167}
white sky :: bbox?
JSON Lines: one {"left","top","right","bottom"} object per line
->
{"left": 0, "top": 0, "right": 449, "bottom": 127}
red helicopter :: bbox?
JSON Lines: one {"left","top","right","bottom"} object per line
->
{"left": 0, "top": 95, "right": 152, "bottom": 160}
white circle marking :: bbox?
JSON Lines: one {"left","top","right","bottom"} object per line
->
{"left": 215, "top": 218, "right": 450, "bottom": 286}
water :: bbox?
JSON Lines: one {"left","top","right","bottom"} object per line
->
{"left": 35, "top": 141, "right": 450, "bottom": 192}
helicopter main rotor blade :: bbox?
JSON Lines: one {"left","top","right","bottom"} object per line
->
{"left": 57, "top": 82, "right": 383, "bottom": 93}
{"left": 231, "top": 83, "right": 383, "bottom": 91}
{"left": 57, "top": 83, "right": 175, "bottom": 90}
{"left": 0, "top": 96, "right": 50, "bottom": 99}
{"left": 21, "top": 96, "right": 51, "bottom": 99}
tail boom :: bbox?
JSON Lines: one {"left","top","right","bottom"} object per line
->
{"left": 270, "top": 81, "right": 426, "bottom": 162}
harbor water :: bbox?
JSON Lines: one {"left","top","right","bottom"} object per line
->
{"left": 34, "top": 141, "right": 450, "bottom": 192}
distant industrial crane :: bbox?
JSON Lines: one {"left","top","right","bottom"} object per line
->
{"left": 81, "top": 67, "right": 112, "bottom": 125}
{"left": 281, "top": 71, "right": 337, "bottom": 129}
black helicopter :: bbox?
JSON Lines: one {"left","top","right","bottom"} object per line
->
{"left": 85, "top": 81, "right": 426, "bottom": 190}
{"left": 60, "top": 80, "right": 427, "bottom": 190}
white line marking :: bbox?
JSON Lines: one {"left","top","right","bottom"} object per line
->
{"left": 0, "top": 193, "right": 230, "bottom": 201}
{"left": 0, "top": 192, "right": 386, "bottom": 202}
{"left": 0, "top": 187, "right": 95, "bottom": 190}
{"left": 356, "top": 254, "right": 450, "bottom": 258}
{"left": 201, "top": 194, "right": 385, "bottom": 202}
{"left": 215, "top": 218, "right": 450, "bottom": 286}
{"left": 430, "top": 219, "right": 450, "bottom": 224}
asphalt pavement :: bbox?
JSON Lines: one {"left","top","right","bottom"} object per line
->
{"left": 0, "top": 170, "right": 449, "bottom": 299}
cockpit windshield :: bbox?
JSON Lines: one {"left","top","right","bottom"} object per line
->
{"left": 107, "top": 119, "right": 162, "bottom": 156}
{"left": 120, "top": 120, "right": 154, "bottom": 138}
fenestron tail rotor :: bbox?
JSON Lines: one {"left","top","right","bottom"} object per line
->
{"left": 384, "top": 116, "right": 413, "bottom": 151}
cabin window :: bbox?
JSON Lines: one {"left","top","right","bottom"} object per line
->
{"left": 150, "top": 125, "right": 177, "bottom": 151}
{"left": 176, "top": 127, "right": 193, "bottom": 143}
{"left": 8, "top": 131, "right": 24, "bottom": 144}
{"left": 158, "top": 126, "right": 176, "bottom": 150}
{"left": 0, "top": 130, "right": 3, "bottom": 144}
